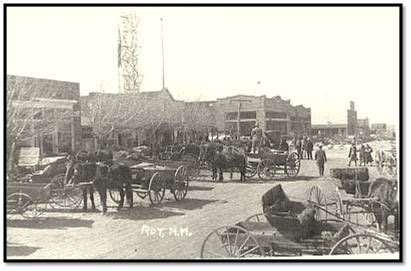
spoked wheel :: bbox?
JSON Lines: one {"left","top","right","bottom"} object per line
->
{"left": 245, "top": 213, "right": 268, "bottom": 223}
{"left": 109, "top": 189, "right": 122, "bottom": 204}
{"left": 257, "top": 159, "right": 276, "bottom": 180}
{"left": 329, "top": 233, "right": 396, "bottom": 255}
{"left": 136, "top": 191, "right": 147, "bottom": 199}
{"left": 245, "top": 159, "right": 258, "bottom": 179}
{"left": 7, "top": 193, "right": 40, "bottom": 219}
{"left": 307, "top": 185, "right": 328, "bottom": 220}
{"left": 173, "top": 165, "right": 189, "bottom": 201}
{"left": 285, "top": 152, "right": 300, "bottom": 177}
{"left": 200, "top": 225, "right": 265, "bottom": 258}
{"left": 49, "top": 174, "right": 83, "bottom": 209}
{"left": 148, "top": 172, "right": 166, "bottom": 205}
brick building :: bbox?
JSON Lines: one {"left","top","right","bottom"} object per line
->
{"left": 80, "top": 89, "right": 185, "bottom": 150}
{"left": 7, "top": 75, "right": 81, "bottom": 156}
{"left": 212, "top": 95, "right": 311, "bottom": 137}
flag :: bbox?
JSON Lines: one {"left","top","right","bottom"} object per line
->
{"left": 117, "top": 27, "right": 122, "bottom": 67}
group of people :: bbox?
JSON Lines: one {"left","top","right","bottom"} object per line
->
{"left": 348, "top": 143, "right": 374, "bottom": 167}
{"left": 294, "top": 136, "right": 314, "bottom": 160}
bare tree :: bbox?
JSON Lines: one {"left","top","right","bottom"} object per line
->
{"left": 7, "top": 76, "right": 74, "bottom": 174}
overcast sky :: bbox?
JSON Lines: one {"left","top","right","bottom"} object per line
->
{"left": 7, "top": 6, "right": 399, "bottom": 126}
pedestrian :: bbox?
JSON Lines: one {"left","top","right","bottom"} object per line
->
{"left": 315, "top": 144, "right": 327, "bottom": 176}
{"left": 296, "top": 137, "right": 302, "bottom": 159}
{"left": 250, "top": 122, "right": 263, "bottom": 154}
{"left": 302, "top": 136, "right": 308, "bottom": 159}
{"left": 365, "top": 144, "right": 374, "bottom": 166}
{"left": 359, "top": 144, "right": 366, "bottom": 166}
{"left": 306, "top": 137, "right": 314, "bottom": 160}
{"left": 348, "top": 143, "right": 357, "bottom": 167}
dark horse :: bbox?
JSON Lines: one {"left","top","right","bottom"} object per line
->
{"left": 65, "top": 150, "right": 133, "bottom": 213}
{"left": 201, "top": 143, "right": 246, "bottom": 181}
{"left": 368, "top": 178, "right": 399, "bottom": 234}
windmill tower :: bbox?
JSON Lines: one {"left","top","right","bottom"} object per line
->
{"left": 118, "top": 11, "right": 143, "bottom": 94}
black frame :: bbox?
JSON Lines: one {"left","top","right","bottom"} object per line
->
{"left": 3, "top": 2, "right": 403, "bottom": 263}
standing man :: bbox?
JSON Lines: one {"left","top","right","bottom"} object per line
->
{"left": 348, "top": 143, "right": 358, "bottom": 167}
{"left": 250, "top": 122, "right": 263, "bottom": 154}
{"left": 306, "top": 137, "right": 314, "bottom": 160}
{"left": 315, "top": 144, "right": 327, "bottom": 176}
{"left": 295, "top": 137, "right": 302, "bottom": 159}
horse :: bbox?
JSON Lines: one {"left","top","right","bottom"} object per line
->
{"left": 201, "top": 143, "right": 246, "bottom": 181}
{"left": 65, "top": 150, "right": 133, "bottom": 213}
{"left": 367, "top": 178, "right": 399, "bottom": 234}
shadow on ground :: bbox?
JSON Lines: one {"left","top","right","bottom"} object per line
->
{"left": 161, "top": 198, "right": 222, "bottom": 210}
{"left": 109, "top": 206, "right": 185, "bottom": 221}
{"left": 7, "top": 217, "right": 94, "bottom": 230}
{"left": 7, "top": 243, "right": 40, "bottom": 257}
{"left": 187, "top": 185, "right": 215, "bottom": 191}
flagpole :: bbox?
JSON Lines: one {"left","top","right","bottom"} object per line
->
{"left": 161, "top": 17, "right": 165, "bottom": 90}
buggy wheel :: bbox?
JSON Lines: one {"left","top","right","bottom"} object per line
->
{"left": 245, "top": 159, "right": 257, "bottom": 179}
{"left": 200, "top": 225, "right": 265, "bottom": 258}
{"left": 49, "top": 174, "right": 83, "bottom": 209}
{"left": 307, "top": 185, "right": 328, "bottom": 220}
{"left": 136, "top": 191, "right": 147, "bottom": 199}
{"left": 148, "top": 172, "right": 166, "bottom": 205}
{"left": 257, "top": 159, "right": 276, "bottom": 180}
{"left": 285, "top": 152, "right": 300, "bottom": 177}
{"left": 109, "top": 189, "right": 122, "bottom": 204}
{"left": 7, "top": 193, "right": 39, "bottom": 219}
{"left": 329, "top": 233, "right": 396, "bottom": 255}
{"left": 173, "top": 165, "right": 189, "bottom": 201}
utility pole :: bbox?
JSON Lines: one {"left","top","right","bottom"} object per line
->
{"left": 230, "top": 98, "right": 252, "bottom": 139}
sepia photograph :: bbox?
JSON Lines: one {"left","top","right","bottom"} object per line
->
{"left": 4, "top": 3, "right": 401, "bottom": 261}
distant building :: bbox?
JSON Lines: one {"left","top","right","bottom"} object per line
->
{"left": 357, "top": 118, "right": 370, "bottom": 137}
{"left": 212, "top": 95, "right": 311, "bottom": 137}
{"left": 80, "top": 88, "right": 185, "bottom": 150}
{"left": 371, "top": 123, "right": 387, "bottom": 133}
{"left": 7, "top": 75, "right": 81, "bottom": 156}
{"left": 311, "top": 123, "right": 347, "bottom": 137}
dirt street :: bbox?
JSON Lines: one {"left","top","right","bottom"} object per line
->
{"left": 6, "top": 142, "right": 391, "bottom": 259}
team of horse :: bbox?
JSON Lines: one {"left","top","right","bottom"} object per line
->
{"left": 60, "top": 143, "right": 399, "bottom": 238}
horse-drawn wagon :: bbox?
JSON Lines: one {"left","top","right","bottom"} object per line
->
{"left": 245, "top": 149, "right": 301, "bottom": 180}
{"left": 6, "top": 175, "right": 83, "bottom": 218}
{"left": 109, "top": 160, "right": 190, "bottom": 206}
{"left": 200, "top": 184, "right": 399, "bottom": 258}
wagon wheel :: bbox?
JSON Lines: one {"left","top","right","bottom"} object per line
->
{"left": 257, "top": 159, "right": 276, "bottom": 180}
{"left": 200, "top": 225, "right": 265, "bottom": 258}
{"left": 245, "top": 159, "right": 257, "bottom": 179}
{"left": 148, "top": 172, "right": 166, "bottom": 205}
{"left": 109, "top": 189, "right": 121, "bottom": 204}
{"left": 187, "top": 160, "right": 202, "bottom": 181}
{"left": 135, "top": 191, "right": 147, "bottom": 199}
{"left": 307, "top": 185, "right": 328, "bottom": 220}
{"left": 285, "top": 152, "right": 300, "bottom": 177}
{"left": 329, "top": 233, "right": 396, "bottom": 255}
{"left": 173, "top": 165, "right": 189, "bottom": 201}
{"left": 49, "top": 173, "right": 83, "bottom": 209}
{"left": 7, "top": 193, "right": 40, "bottom": 219}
